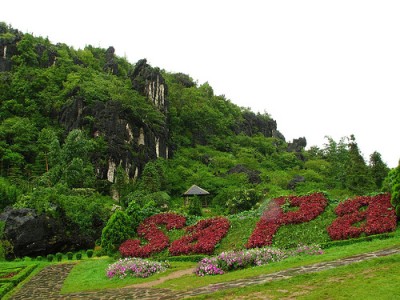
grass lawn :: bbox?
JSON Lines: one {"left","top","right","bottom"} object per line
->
{"left": 155, "top": 233, "right": 400, "bottom": 291}
{"left": 187, "top": 254, "right": 400, "bottom": 299}
{"left": 60, "top": 257, "right": 196, "bottom": 294}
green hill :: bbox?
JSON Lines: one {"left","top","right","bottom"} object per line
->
{"left": 0, "top": 22, "right": 398, "bottom": 258}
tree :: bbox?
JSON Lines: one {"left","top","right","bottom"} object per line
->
{"left": 0, "top": 177, "right": 20, "bottom": 211}
{"left": 101, "top": 210, "right": 134, "bottom": 254}
{"left": 322, "top": 136, "right": 350, "bottom": 189}
{"left": 345, "top": 135, "right": 375, "bottom": 193}
{"left": 369, "top": 151, "right": 389, "bottom": 189}
{"left": 36, "top": 128, "right": 60, "bottom": 173}
{"left": 383, "top": 161, "right": 400, "bottom": 217}
{"left": 113, "top": 165, "right": 130, "bottom": 204}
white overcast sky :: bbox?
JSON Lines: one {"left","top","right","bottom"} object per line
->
{"left": 1, "top": 0, "right": 399, "bottom": 167}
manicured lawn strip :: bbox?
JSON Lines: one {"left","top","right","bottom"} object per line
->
{"left": 0, "top": 283, "right": 14, "bottom": 299}
{"left": 60, "top": 258, "right": 196, "bottom": 293}
{"left": 155, "top": 234, "right": 400, "bottom": 291}
{"left": 186, "top": 254, "right": 400, "bottom": 299}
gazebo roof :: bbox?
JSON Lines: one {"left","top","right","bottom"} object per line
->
{"left": 183, "top": 185, "right": 210, "bottom": 196}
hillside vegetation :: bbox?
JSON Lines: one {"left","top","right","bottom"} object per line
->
{"left": 0, "top": 22, "right": 399, "bottom": 259}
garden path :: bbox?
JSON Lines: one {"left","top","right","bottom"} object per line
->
{"left": 9, "top": 246, "right": 400, "bottom": 300}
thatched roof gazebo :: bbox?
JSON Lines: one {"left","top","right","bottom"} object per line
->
{"left": 183, "top": 184, "right": 210, "bottom": 207}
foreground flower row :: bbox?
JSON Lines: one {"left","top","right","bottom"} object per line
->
{"left": 106, "top": 257, "right": 169, "bottom": 279}
{"left": 195, "top": 244, "right": 324, "bottom": 276}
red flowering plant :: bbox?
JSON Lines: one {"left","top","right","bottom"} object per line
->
{"left": 246, "top": 193, "right": 328, "bottom": 248}
{"left": 169, "top": 217, "right": 230, "bottom": 256}
{"left": 119, "top": 213, "right": 186, "bottom": 258}
{"left": 327, "top": 193, "right": 396, "bottom": 240}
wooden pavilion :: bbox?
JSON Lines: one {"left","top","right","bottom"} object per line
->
{"left": 183, "top": 184, "right": 210, "bottom": 207}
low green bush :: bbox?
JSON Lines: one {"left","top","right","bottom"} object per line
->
{"left": 86, "top": 249, "right": 94, "bottom": 258}
{"left": 67, "top": 252, "right": 73, "bottom": 260}
{"left": 36, "top": 256, "right": 42, "bottom": 261}
{"left": 56, "top": 252, "right": 63, "bottom": 262}
{"left": 76, "top": 253, "right": 82, "bottom": 260}
{"left": 46, "top": 254, "right": 54, "bottom": 262}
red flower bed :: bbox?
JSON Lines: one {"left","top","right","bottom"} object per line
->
{"left": 169, "top": 217, "right": 230, "bottom": 255}
{"left": 246, "top": 193, "right": 328, "bottom": 248}
{"left": 119, "top": 213, "right": 186, "bottom": 258}
{"left": 327, "top": 193, "right": 396, "bottom": 240}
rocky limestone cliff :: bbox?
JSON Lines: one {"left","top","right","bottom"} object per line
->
{"left": 59, "top": 58, "right": 169, "bottom": 183}
{"left": 0, "top": 24, "right": 22, "bottom": 72}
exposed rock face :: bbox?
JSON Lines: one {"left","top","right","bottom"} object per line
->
{"left": 130, "top": 59, "right": 168, "bottom": 114}
{"left": 0, "top": 208, "right": 94, "bottom": 257}
{"left": 59, "top": 58, "right": 169, "bottom": 182}
{"left": 129, "top": 59, "right": 169, "bottom": 159}
{"left": 103, "top": 46, "right": 118, "bottom": 75}
{"left": 227, "top": 164, "right": 262, "bottom": 184}
{"left": 0, "top": 26, "right": 22, "bottom": 72}
{"left": 288, "top": 137, "right": 307, "bottom": 152}
{"left": 236, "top": 110, "right": 278, "bottom": 138}
{"left": 288, "top": 137, "right": 307, "bottom": 161}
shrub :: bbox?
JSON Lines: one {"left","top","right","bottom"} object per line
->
{"left": 36, "top": 256, "right": 43, "bottom": 261}
{"left": 67, "top": 252, "right": 73, "bottom": 260}
{"left": 76, "top": 253, "right": 82, "bottom": 260}
{"left": 86, "top": 249, "right": 94, "bottom": 258}
{"left": 46, "top": 254, "right": 54, "bottom": 262}
{"left": 101, "top": 211, "right": 134, "bottom": 255}
{"left": 56, "top": 252, "right": 63, "bottom": 262}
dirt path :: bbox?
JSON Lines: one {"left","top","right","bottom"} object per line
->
{"left": 127, "top": 267, "right": 196, "bottom": 288}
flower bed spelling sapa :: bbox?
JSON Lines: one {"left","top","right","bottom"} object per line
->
{"left": 118, "top": 193, "right": 397, "bottom": 258}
